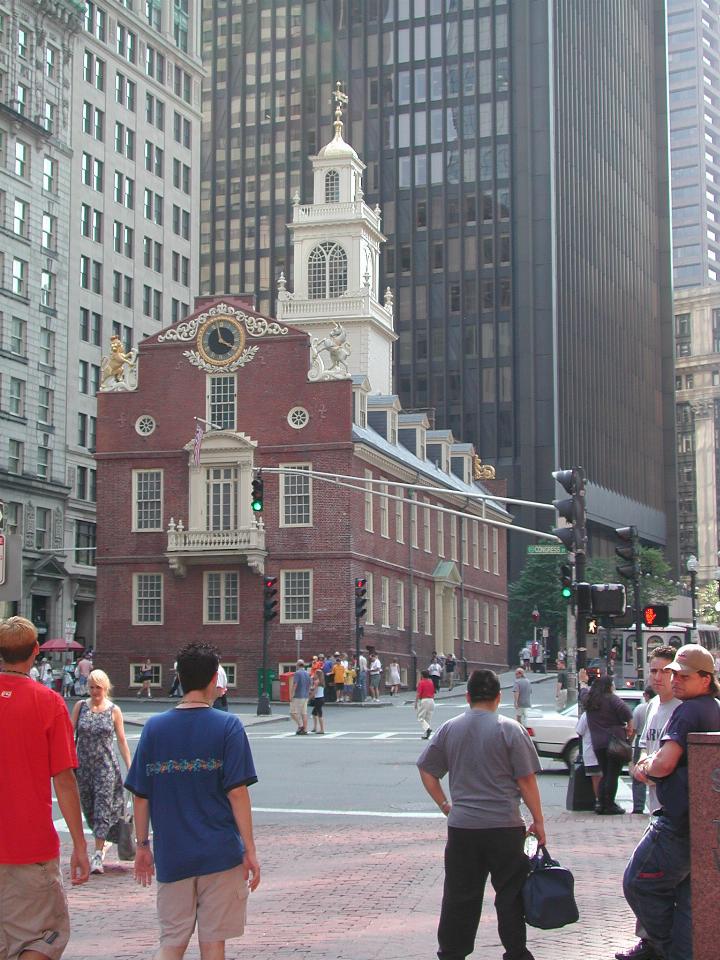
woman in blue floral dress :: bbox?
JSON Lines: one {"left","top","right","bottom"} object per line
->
{"left": 72, "top": 669, "right": 132, "bottom": 875}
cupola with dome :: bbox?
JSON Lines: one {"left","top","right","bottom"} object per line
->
{"left": 277, "top": 82, "right": 397, "bottom": 395}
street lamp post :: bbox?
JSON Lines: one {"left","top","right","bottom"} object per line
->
{"left": 686, "top": 555, "right": 699, "bottom": 640}
{"left": 714, "top": 551, "right": 720, "bottom": 621}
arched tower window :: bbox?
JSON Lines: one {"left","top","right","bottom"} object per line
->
{"left": 325, "top": 169, "right": 340, "bottom": 203}
{"left": 307, "top": 242, "right": 348, "bottom": 299}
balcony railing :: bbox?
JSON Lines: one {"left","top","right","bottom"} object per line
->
{"left": 165, "top": 518, "right": 266, "bottom": 576}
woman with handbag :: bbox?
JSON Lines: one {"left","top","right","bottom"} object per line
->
{"left": 581, "top": 675, "right": 633, "bottom": 815}
{"left": 310, "top": 667, "right": 326, "bottom": 734}
{"left": 71, "top": 669, "right": 132, "bottom": 875}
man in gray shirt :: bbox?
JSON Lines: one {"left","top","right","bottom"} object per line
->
{"left": 290, "top": 660, "right": 311, "bottom": 735}
{"left": 418, "top": 669, "right": 545, "bottom": 960}
{"left": 513, "top": 667, "right": 533, "bottom": 725}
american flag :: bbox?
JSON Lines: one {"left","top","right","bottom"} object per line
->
{"left": 192, "top": 421, "right": 205, "bottom": 466}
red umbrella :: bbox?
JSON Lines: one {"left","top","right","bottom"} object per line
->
{"left": 39, "top": 638, "right": 84, "bottom": 651}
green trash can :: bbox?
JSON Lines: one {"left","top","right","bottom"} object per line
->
{"left": 257, "top": 668, "right": 276, "bottom": 699}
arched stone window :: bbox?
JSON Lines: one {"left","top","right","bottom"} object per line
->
{"left": 307, "top": 242, "right": 348, "bottom": 299}
{"left": 324, "top": 169, "right": 340, "bottom": 203}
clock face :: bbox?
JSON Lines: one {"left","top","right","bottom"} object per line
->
{"left": 197, "top": 315, "right": 246, "bottom": 367}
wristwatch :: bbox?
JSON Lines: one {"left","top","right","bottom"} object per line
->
{"left": 136, "top": 838, "right": 151, "bottom": 847}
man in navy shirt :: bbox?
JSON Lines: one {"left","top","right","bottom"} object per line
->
{"left": 126, "top": 642, "right": 260, "bottom": 960}
{"left": 623, "top": 644, "right": 720, "bottom": 960}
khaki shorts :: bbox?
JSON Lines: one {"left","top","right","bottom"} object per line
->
{"left": 289, "top": 697, "right": 308, "bottom": 721}
{"left": 0, "top": 859, "right": 69, "bottom": 960}
{"left": 156, "top": 863, "right": 249, "bottom": 947}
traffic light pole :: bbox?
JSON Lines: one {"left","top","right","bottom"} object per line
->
{"left": 352, "top": 616, "right": 364, "bottom": 702}
{"left": 575, "top": 550, "right": 587, "bottom": 672}
{"left": 257, "top": 616, "right": 271, "bottom": 716}
{"left": 633, "top": 575, "right": 643, "bottom": 686}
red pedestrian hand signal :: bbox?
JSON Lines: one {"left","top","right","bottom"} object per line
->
{"left": 645, "top": 608, "right": 657, "bottom": 625}
{"left": 641, "top": 605, "right": 669, "bottom": 628}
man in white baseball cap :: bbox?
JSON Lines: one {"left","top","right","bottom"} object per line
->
{"left": 622, "top": 644, "right": 720, "bottom": 960}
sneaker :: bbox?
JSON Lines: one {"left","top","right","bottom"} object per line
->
{"left": 297, "top": 729, "right": 308, "bottom": 735}
{"left": 615, "top": 940, "right": 660, "bottom": 960}
{"left": 90, "top": 852, "right": 104, "bottom": 875}
{"left": 602, "top": 803, "right": 626, "bottom": 816}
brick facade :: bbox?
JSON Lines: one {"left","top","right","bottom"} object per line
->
{"left": 96, "top": 297, "right": 509, "bottom": 696}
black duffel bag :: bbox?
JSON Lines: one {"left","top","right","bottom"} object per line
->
{"left": 523, "top": 844, "right": 580, "bottom": 930}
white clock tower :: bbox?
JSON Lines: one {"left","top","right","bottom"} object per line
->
{"left": 277, "top": 83, "right": 397, "bottom": 394}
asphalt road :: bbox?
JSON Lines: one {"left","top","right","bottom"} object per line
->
{"left": 59, "top": 675, "right": 639, "bottom": 830}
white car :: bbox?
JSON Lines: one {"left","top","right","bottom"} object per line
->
{"left": 525, "top": 689, "right": 642, "bottom": 768}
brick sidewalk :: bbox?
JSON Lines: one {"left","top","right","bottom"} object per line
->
{"left": 61, "top": 806, "right": 644, "bottom": 960}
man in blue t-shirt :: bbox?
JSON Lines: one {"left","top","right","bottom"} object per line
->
{"left": 125, "top": 642, "right": 260, "bottom": 959}
{"left": 623, "top": 644, "right": 720, "bottom": 960}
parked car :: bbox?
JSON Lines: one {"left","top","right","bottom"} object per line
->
{"left": 525, "top": 688, "right": 642, "bottom": 769}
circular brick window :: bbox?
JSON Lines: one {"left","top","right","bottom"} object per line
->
{"left": 287, "top": 406, "right": 310, "bottom": 430}
{"left": 135, "top": 414, "right": 156, "bottom": 436}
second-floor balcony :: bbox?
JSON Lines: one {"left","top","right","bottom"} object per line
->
{"left": 165, "top": 517, "right": 267, "bottom": 577}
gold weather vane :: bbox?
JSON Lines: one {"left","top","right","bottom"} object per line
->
{"left": 333, "top": 81, "right": 348, "bottom": 137}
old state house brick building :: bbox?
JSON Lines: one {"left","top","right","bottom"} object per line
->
{"left": 95, "top": 106, "right": 510, "bottom": 696}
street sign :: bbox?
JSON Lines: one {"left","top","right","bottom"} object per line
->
{"left": 295, "top": 626, "right": 303, "bottom": 644}
{"left": 527, "top": 544, "right": 566, "bottom": 555}
{"left": 64, "top": 619, "right": 77, "bottom": 641}
{"left": 0, "top": 534, "right": 5, "bottom": 586}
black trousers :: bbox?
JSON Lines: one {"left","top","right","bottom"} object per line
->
{"left": 594, "top": 746, "right": 623, "bottom": 808}
{"left": 438, "top": 826, "right": 534, "bottom": 960}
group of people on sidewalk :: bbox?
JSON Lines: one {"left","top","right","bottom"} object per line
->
{"left": 4, "top": 608, "right": 718, "bottom": 960}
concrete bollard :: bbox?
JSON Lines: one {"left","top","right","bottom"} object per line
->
{"left": 688, "top": 731, "right": 720, "bottom": 960}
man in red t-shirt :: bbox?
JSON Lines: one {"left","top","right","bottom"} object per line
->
{"left": 0, "top": 616, "right": 89, "bottom": 959}
{"left": 415, "top": 669, "right": 436, "bottom": 740}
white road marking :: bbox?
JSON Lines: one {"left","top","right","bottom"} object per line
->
{"left": 371, "top": 732, "right": 400, "bottom": 739}
{"left": 252, "top": 806, "right": 444, "bottom": 819}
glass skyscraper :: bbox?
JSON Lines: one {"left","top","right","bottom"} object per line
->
{"left": 201, "top": 0, "right": 677, "bottom": 573}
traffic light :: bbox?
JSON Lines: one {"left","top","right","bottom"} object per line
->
{"left": 552, "top": 467, "right": 587, "bottom": 554}
{"left": 642, "top": 605, "right": 670, "bottom": 628}
{"left": 575, "top": 582, "right": 592, "bottom": 615}
{"left": 354, "top": 577, "right": 367, "bottom": 620}
{"left": 263, "top": 576, "right": 278, "bottom": 622}
{"left": 0, "top": 500, "right": 4, "bottom": 531}
{"left": 615, "top": 526, "right": 640, "bottom": 580}
{"left": 560, "top": 563, "right": 573, "bottom": 600}
{"left": 251, "top": 476, "right": 264, "bottom": 513}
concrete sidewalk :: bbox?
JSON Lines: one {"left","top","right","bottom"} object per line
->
{"left": 61, "top": 804, "right": 643, "bottom": 959}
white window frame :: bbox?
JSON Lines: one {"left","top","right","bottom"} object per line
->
{"left": 412, "top": 583, "right": 419, "bottom": 633}
{"left": 397, "top": 580, "right": 405, "bottom": 630}
{"left": 203, "top": 571, "right": 239, "bottom": 624}
{"left": 423, "top": 501, "right": 431, "bottom": 552}
{"left": 207, "top": 374, "right": 237, "bottom": 431}
{"left": 395, "top": 486, "right": 404, "bottom": 543}
{"left": 279, "top": 462, "right": 312, "bottom": 527}
{"left": 364, "top": 469, "right": 374, "bottom": 532}
{"left": 472, "top": 520, "right": 479, "bottom": 568}
{"left": 474, "top": 599, "right": 480, "bottom": 641}
{"left": 365, "top": 572, "right": 374, "bottom": 625}
{"left": 424, "top": 586, "right": 432, "bottom": 635}
{"left": 132, "top": 573, "right": 164, "bottom": 624}
{"left": 483, "top": 601, "right": 490, "bottom": 643}
{"left": 129, "top": 663, "right": 162, "bottom": 687}
{"left": 483, "top": 524, "right": 490, "bottom": 571}
{"left": 221, "top": 662, "right": 237, "bottom": 687}
{"left": 463, "top": 597, "right": 469, "bottom": 641}
{"left": 461, "top": 517, "right": 469, "bottom": 565}
{"left": 492, "top": 527, "right": 499, "bottom": 574}
{"left": 492, "top": 603, "right": 500, "bottom": 644}
{"left": 437, "top": 509, "right": 445, "bottom": 558}
{"left": 280, "top": 569, "right": 313, "bottom": 624}
{"left": 132, "top": 468, "right": 163, "bottom": 531}
{"left": 380, "top": 575, "right": 390, "bottom": 626}
{"left": 450, "top": 515, "right": 458, "bottom": 561}
{"left": 411, "top": 498, "right": 418, "bottom": 548}
{"left": 379, "top": 482, "right": 389, "bottom": 538}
